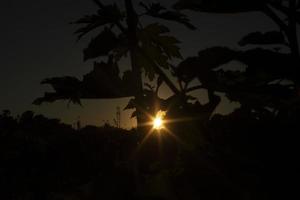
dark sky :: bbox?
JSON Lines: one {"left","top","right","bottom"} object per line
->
{"left": 0, "top": 0, "right": 277, "bottom": 128}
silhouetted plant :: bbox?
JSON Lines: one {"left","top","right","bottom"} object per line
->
{"left": 171, "top": 0, "right": 300, "bottom": 121}
{"left": 174, "top": 0, "right": 299, "bottom": 58}
{"left": 0, "top": 111, "right": 138, "bottom": 199}
{"left": 35, "top": 0, "right": 196, "bottom": 132}
{"left": 170, "top": 0, "right": 300, "bottom": 198}
{"left": 29, "top": 0, "right": 300, "bottom": 199}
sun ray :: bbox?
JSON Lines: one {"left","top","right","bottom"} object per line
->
{"left": 135, "top": 109, "right": 194, "bottom": 152}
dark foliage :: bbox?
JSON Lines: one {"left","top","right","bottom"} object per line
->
{"left": 173, "top": 0, "right": 266, "bottom": 13}
{"left": 35, "top": 1, "right": 187, "bottom": 105}
{"left": 33, "top": 59, "right": 136, "bottom": 105}
{"left": 238, "top": 31, "right": 286, "bottom": 46}
{"left": 83, "top": 28, "right": 120, "bottom": 61}
{"left": 30, "top": 0, "right": 300, "bottom": 199}
{"left": 0, "top": 111, "right": 137, "bottom": 200}
{"left": 139, "top": 2, "right": 196, "bottom": 30}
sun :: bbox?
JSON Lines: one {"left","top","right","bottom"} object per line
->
{"left": 152, "top": 110, "right": 166, "bottom": 130}
{"left": 153, "top": 117, "right": 163, "bottom": 130}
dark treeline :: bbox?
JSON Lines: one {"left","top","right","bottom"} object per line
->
{"left": 1, "top": 106, "right": 299, "bottom": 199}
{"left": 0, "top": 110, "right": 138, "bottom": 199}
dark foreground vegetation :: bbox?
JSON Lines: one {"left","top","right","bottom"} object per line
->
{"left": 1, "top": 107, "right": 299, "bottom": 200}
{"left": 0, "top": 111, "right": 137, "bottom": 199}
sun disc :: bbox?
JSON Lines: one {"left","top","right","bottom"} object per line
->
{"left": 153, "top": 117, "right": 163, "bottom": 129}
{"left": 152, "top": 111, "right": 166, "bottom": 130}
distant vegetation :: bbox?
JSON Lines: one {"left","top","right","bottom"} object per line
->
{"left": 1, "top": 102, "right": 299, "bottom": 199}
{"left": 0, "top": 110, "right": 138, "bottom": 199}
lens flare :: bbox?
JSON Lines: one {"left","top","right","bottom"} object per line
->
{"left": 152, "top": 111, "right": 166, "bottom": 130}
{"left": 153, "top": 117, "right": 163, "bottom": 129}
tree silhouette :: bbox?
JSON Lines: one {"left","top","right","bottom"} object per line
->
{"left": 172, "top": 0, "right": 299, "bottom": 112}
{"left": 169, "top": 0, "right": 300, "bottom": 198}
{"left": 30, "top": 1, "right": 300, "bottom": 198}
{"left": 174, "top": 0, "right": 299, "bottom": 58}
{"left": 0, "top": 110, "right": 139, "bottom": 199}
{"left": 34, "top": 0, "right": 196, "bottom": 131}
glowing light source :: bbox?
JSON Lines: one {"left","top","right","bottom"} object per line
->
{"left": 152, "top": 111, "right": 166, "bottom": 130}
{"left": 153, "top": 117, "right": 163, "bottom": 129}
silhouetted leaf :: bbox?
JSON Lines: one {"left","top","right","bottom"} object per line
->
{"left": 156, "top": 76, "right": 163, "bottom": 90}
{"left": 33, "top": 93, "right": 58, "bottom": 105}
{"left": 173, "top": 0, "right": 265, "bottom": 13}
{"left": 175, "top": 47, "right": 238, "bottom": 83}
{"left": 157, "top": 35, "right": 182, "bottom": 59}
{"left": 267, "top": 1, "right": 300, "bottom": 25}
{"left": 135, "top": 51, "right": 157, "bottom": 81}
{"left": 237, "top": 48, "right": 295, "bottom": 81}
{"left": 136, "top": 23, "right": 182, "bottom": 80}
{"left": 145, "top": 44, "right": 170, "bottom": 68}
{"left": 41, "top": 77, "right": 82, "bottom": 95}
{"left": 143, "top": 23, "right": 170, "bottom": 34}
{"left": 197, "top": 47, "right": 238, "bottom": 66}
{"left": 34, "top": 59, "right": 138, "bottom": 105}
{"left": 83, "top": 28, "right": 119, "bottom": 61}
{"left": 81, "top": 60, "right": 134, "bottom": 98}
{"left": 173, "top": 45, "right": 298, "bottom": 110}
{"left": 124, "top": 98, "right": 136, "bottom": 110}
{"left": 239, "top": 31, "right": 286, "bottom": 46}
{"left": 112, "top": 46, "right": 129, "bottom": 61}
{"left": 140, "top": 2, "right": 196, "bottom": 30}
{"left": 33, "top": 76, "right": 82, "bottom": 105}
{"left": 130, "top": 111, "right": 137, "bottom": 118}
{"left": 140, "top": 2, "right": 165, "bottom": 14}
{"left": 72, "top": 3, "right": 124, "bottom": 40}
{"left": 144, "top": 83, "right": 155, "bottom": 91}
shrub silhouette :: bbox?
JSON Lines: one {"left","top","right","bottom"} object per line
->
{"left": 0, "top": 110, "right": 138, "bottom": 199}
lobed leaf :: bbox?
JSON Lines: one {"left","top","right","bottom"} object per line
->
{"left": 239, "top": 31, "right": 286, "bottom": 46}
{"left": 73, "top": 3, "right": 124, "bottom": 40}
{"left": 140, "top": 2, "right": 196, "bottom": 30}
{"left": 83, "top": 28, "right": 119, "bottom": 61}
